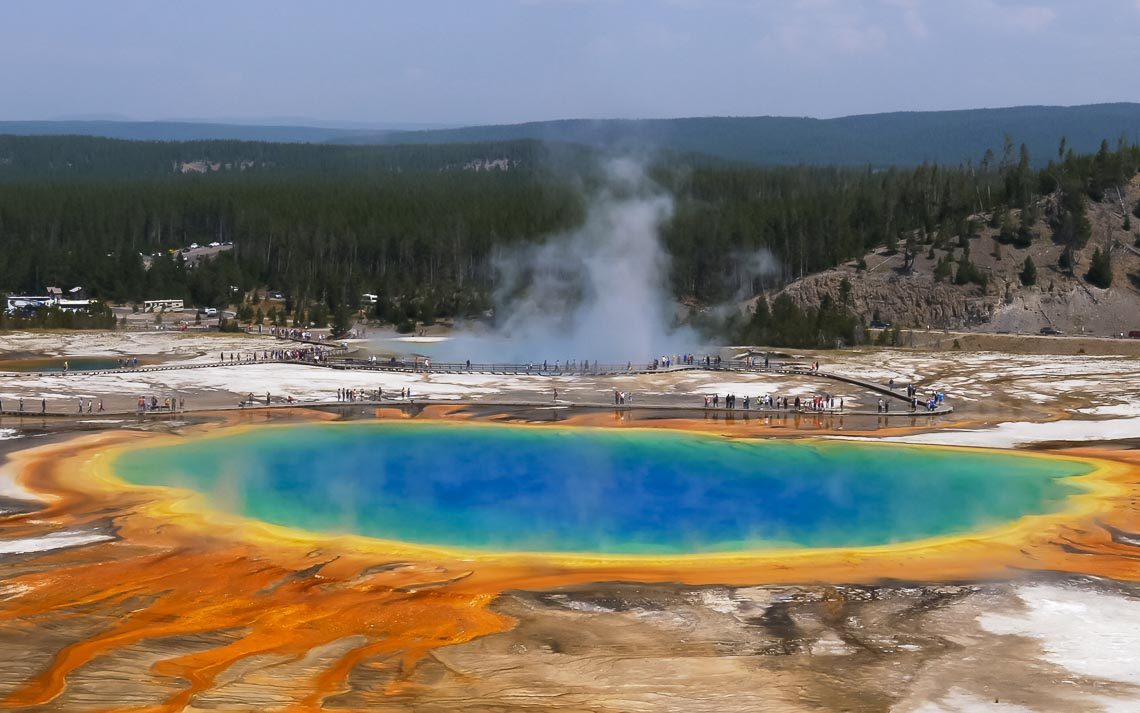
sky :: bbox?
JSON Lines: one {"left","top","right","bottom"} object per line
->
{"left": 1, "top": 0, "right": 1139, "bottom": 127}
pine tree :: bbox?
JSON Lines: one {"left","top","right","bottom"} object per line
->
{"left": 330, "top": 305, "right": 353, "bottom": 338}
{"left": 1019, "top": 256, "right": 1037, "bottom": 286}
{"left": 1059, "top": 245, "right": 1075, "bottom": 274}
{"left": 1085, "top": 247, "right": 1113, "bottom": 288}
{"left": 839, "top": 277, "right": 852, "bottom": 306}
{"left": 933, "top": 256, "right": 953, "bottom": 282}
{"left": 747, "top": 297, "right": 772, "bottom": 344}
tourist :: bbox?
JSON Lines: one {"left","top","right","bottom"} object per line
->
{"left": 98, "top": 399, "right": 104, "bottom": 413}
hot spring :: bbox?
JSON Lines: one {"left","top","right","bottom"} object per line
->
{"left": 108, "top": 422, "right": 1093, "bottom": 555}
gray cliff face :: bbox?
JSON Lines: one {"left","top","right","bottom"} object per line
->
{"left": 775, "top": 271, "right": 995, "bottom": 330}
{"left": 756, "top": 177, "right": 1140, "bottom": 335}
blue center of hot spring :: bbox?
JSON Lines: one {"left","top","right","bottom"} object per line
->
{"left": 110, "top": 422, "right": 1090, "bottom": 554}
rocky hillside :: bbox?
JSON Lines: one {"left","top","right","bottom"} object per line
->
{"left": 765, "top": 175, "right": 1140, "bottom": 337}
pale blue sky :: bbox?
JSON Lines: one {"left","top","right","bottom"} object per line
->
{"left": 2, "top": 0, "right": 1138, "bottom": 125}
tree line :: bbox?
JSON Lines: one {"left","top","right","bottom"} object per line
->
{"left": 0, "top": 134, "right": 1137, "bottom": 345}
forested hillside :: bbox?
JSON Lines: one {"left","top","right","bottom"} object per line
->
{"left": 1, "top": 133, "right": 1137, "bottom": 342}
{"left": 0, "top": 135, "right": 591, "bottom": 178}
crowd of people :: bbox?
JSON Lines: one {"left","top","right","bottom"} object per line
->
{"left": 218, "top": 345, "right": 334, "bottom": 363}
{"left": 702, "top": 392, "right": 844, "bottom": 412}
{"left": 652, "top": 354, "right": 704, "bottom": 369}
{"left": 136, "top": 395, "right": 184, "bottom": 413}
{"left": 335, "top": 386, "right": 416, "bottom": 402}
{"left": 899, "top": 382, "right": 948, "bottom": 412}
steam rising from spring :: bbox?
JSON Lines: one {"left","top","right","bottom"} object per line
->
{"left": 435, "top": 158, "right": 699, "bottom": 362}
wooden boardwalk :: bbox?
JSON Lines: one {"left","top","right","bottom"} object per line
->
{"left": 0, "top": 357, "right": 952, "bottom": 419}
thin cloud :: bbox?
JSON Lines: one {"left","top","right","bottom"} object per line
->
{"left": 883, "top": 0, "right": 929, "bottom": 38}
{"left": 764, "top": 0, "right": 889, "bottom": 56}
{"left": 968, "top": 1, "right": 1057, "bottom": 33}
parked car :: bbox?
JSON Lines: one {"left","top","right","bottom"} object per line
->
{"left": 870, "top": 320, "right": 892, "bottom": 329}
{"left": 198, "top": 307, "right": 218, "bottom": 317}
{"left": 1129, "top": 330, "right": 1140, "bottom": 339}
{"left": 1039, "top": 327, "right": 1062, "bottom": 336}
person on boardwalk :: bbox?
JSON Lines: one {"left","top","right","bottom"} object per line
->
{"left": 41, "top": 398, "right": 46, "bottom": 414}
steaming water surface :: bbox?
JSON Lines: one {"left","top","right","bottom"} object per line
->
{"left": 110, "top": 423, "right": 1090, "bottom": 554}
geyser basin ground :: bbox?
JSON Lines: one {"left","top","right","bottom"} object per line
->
{"left": 107, "top": 422, "right": 1094, "bottom": 555}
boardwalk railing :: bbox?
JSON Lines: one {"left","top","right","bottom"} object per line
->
{"left": 0, "top": 353, "right": 951, "bottom": 415}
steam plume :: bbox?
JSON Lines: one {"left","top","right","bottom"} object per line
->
{"left": 435, "top": 158, "right": 699, "bottom": 362}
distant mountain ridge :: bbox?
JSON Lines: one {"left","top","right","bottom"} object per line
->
{"left": 0, "top": 120, "right": 387, "bottom": 144}
{"left": 355, "top": 104, "right": 1140, "bottom": 166}
{"left": 3, "top": 104, "right": 1140, "bottom": 166}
